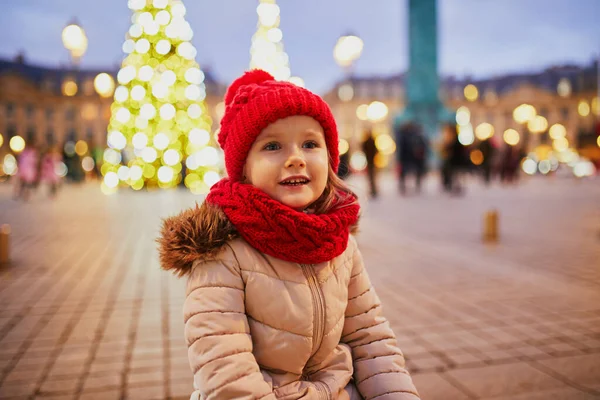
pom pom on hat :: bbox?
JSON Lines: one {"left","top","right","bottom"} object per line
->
{"left": 224, "top": 69, "right": 274, "bottom": 106}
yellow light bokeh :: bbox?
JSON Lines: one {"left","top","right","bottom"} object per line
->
{"left": 470, "top": 149, "right": 484, "bottom": 165}
{"left": 374, "top": 153, "right": 388, "bottom": 169}
{"left": 578, "top": 100, "right": 590, "bottom": 117}
{"left": 333, "top": 35, "right": 364, "bottom": 67}
{"left": 366, "top": 101, "right": 389, "bottom": 122}
{"left": 597, "top": 135, "right": 600, "bottom": 148}
{"left": 94, "top": 73, "right": 115, "bottom": 98}
{"left": 464, "top": 84, "right": 479, "bottom": 102}
{"left": 356, "top": 104, "right": 369, "bottom": 121}
{"left": 339, "top": 138, "right": 349, "bottom": 155}
{"left": 75, "top": 140, "right": 88, "bottom": 156}
{"left": 552, "top": 137, "right": 569, "bottom": 152}
{"left": 527, "top": 115, "right": 548, "bottom": 134}
{"left": 475, "top": 123, "right": 494, "bottom": 140}
{"left": 9, "top": 136, "right": 25, "bottom": 153}
{"left": 549, "top": 123, "right": 566, "bottom": 139}
{"left": 503, "top": 129, "right": 520, "bottom": 146}
{"left": 513, "top": 104, "right": 536, "bottom": 124}
{"left": 456, "top": 106, "right": 470, "bottom": 126}
{"left": 557, "top": 78, "right": 571, "bottom": 97}
{"left": 374, "top": 134, "right": 396, "bottom": 155}
{"left": 534, "top": 144, "right": 553, "bottom": 161}
{"left": 62, "top": 80, "right": 78, "bottom": 96}
{"left": 62, "top": 24, "right": 88, "bottom": 55}
{"left": 0, "top": 134, "right": 3, "bottom": 148}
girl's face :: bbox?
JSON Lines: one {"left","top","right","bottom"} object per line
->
{"left": 243, "top": 116, "right": 329, "bottom": 211}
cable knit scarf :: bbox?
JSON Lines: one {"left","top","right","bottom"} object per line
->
{"left": 205, "top": 178, "right": 360, "bottom": 264}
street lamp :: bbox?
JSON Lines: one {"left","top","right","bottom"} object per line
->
{"left": 333, "top": 33, "right": 364, "bottom": 73}
{"left": 62, "top": 20, "right": 88, "bottom": 66}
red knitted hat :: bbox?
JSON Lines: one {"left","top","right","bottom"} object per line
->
{"left": 218, "top": 69, "right": 339, "bottom": 182}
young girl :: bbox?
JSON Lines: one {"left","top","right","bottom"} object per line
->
{"left": 159, "top": 70, "right": 420, "bottom": 400}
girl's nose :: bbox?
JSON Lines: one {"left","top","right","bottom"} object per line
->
{"left": 285, "top": 148, "right": 306, "bottom": 169}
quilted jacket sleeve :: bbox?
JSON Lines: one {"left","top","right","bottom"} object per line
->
{"left": 184, "top": 246, "right": 276, "bottom": 400}
{"left": 341, "top": 237, "right": 420, "bottom": 400}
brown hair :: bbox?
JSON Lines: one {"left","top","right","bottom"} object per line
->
{"left": 309, "top": 162, "right": 360, "bottom": 233}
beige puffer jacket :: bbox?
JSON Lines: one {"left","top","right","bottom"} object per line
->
{"left": 159, "top": 204, "right": 419, "bottom": 400}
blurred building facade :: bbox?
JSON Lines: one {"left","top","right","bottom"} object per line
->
{"left": 0, "top": 55, "right": 226, "bottom": 152}
{"left": 324, "top": 61, "right": 600, "bottom": 168}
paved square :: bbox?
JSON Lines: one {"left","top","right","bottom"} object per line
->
{"left": 0, "top": 173, "right": 599, "bottom": 399}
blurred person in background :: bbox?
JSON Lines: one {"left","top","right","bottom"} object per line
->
{"left": 499, "top": 144, "right": 521, "bottom": 184}
{"left": 440, "top": 123, "right": 467, "bottom": 195}
{"left": 14, "top": 140, "right": 40, "bottom": 201}
{"left": 477, "top": 137, "right": 497, "bottom": 185}
{"left": 361, "top": 129, "right": 379, "bottom": 198}
{"left": 40, "top": 146, "right": 62, "bottom": 198}
{"left": 395, "top": 121, "right": 428, "bottom": 195}
{"left": 337, "top": 151, "right": 351, "bottom": 180}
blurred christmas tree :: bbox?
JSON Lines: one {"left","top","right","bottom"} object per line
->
{"left": 102, "top": 0, "right": 220, "bottom": 193}
{"left": 250, "top": 0, "right": 304, "bottom": 86}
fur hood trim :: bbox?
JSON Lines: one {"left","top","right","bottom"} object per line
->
{"left": 157, "top": 202, "right": 239, "bottom": 277}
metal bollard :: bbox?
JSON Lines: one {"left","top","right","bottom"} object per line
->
{"left": 0, "top": 224, "right": 10, "bottom": 264}
{"left": 483, "top": 210, "right": 499, "bottom": 243}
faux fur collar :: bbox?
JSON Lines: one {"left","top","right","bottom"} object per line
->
{"left": 158, "top": 202, "right": 239, "bottom": 277}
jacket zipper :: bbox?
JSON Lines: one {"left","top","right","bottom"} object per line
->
{"left": 301, "top": 263, "right": 326, "bottom": 357}
{"left": 301, "top": 264, "right": 329, "bottom": 399}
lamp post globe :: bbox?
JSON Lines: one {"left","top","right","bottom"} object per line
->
{"left": 62, "top": 20, "right": 88, "bottom": 66}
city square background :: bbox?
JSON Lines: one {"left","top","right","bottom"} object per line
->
{"left": 0, "top": 0, "right": 599, "bottom": 399}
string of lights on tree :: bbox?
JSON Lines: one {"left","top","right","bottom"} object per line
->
{"left": 101, "top": 0, "right": 220, "bottom": 194}
{"left": 250, "top": 0, "right": 304, "bottom": 87}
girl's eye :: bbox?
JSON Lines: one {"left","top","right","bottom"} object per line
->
{"left": 263, "top": 142, "right": 281, "bottom": 151}
{"left": 303, "top": 141, "right": 318, "bottom": 149}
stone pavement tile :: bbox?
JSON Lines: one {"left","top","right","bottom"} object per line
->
{"left": 539, "top": 341, "right": 585, "bottom": 356}
{"left": 125, "top": 384, "right": 165, "bottom": 400}
{"left": 130, "top": 355, "right": 163, "bottom": 372}
{"left": 411, "top": 372, "right": 472, "bottom": 400}
{"left": 131, "top": 347, "right": 163, "bottom": 360}
{"left": 82, "top": 372, "right": 122, "bottom": 391}
{"left": 88, "top": 360, "right": 126, "bottom": 375}
{"left": 95, "top": 341, "right": 128, "bottom": 357}
{"left": 127, "top": 370, "right": 164, "bottom": 387}
{"left": 170, "top": 377, "right": 194, "bottom": 399}
{"left": 39, "top": 376, "right": 80, "bottom": 395}
{"left": 445, "top": 351, "right": 487, "bottom": 368}
{"left": 48, "top": 360, "right": 87, "bottom": 379}
{"left": 477, "top": 348, "right": 522, "bottom": 364}
{"left": 450, "top": 330, "right": 492, "bottom": 348}
{"left": 480, "top": 387, "right": 599, "bottom": 400}
{"left": 446, "top": 362, "right": 570, "bottom": 398}
{"left": 0, "top": 382, "right": 37, "bottom": 397}
{"left": 169, "top": 365, "right": 192, "bottom": 383}
{"left": 512, "top": 345, "right": 551, "bottom": 358}
{"left": 406, "top": 354, "right": 449, "bottom": 373}
{"left": 577, "top": 337, "right": 600, "bottom": 350}
{"left": 33, "top": 394, "right": 74, "bottom": 400}
{"left": 536, "top": 354, "right": 600, "bottom": 391}
{"left": 3, "top": 364, "right": 46, "bottom": 384}
{"left": 79, "top": 389, "right": 121, "bottom": 400}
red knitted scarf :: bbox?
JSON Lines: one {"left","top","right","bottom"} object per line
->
{"left": 205, "top": 179, "right": 360, "bottom": 264}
